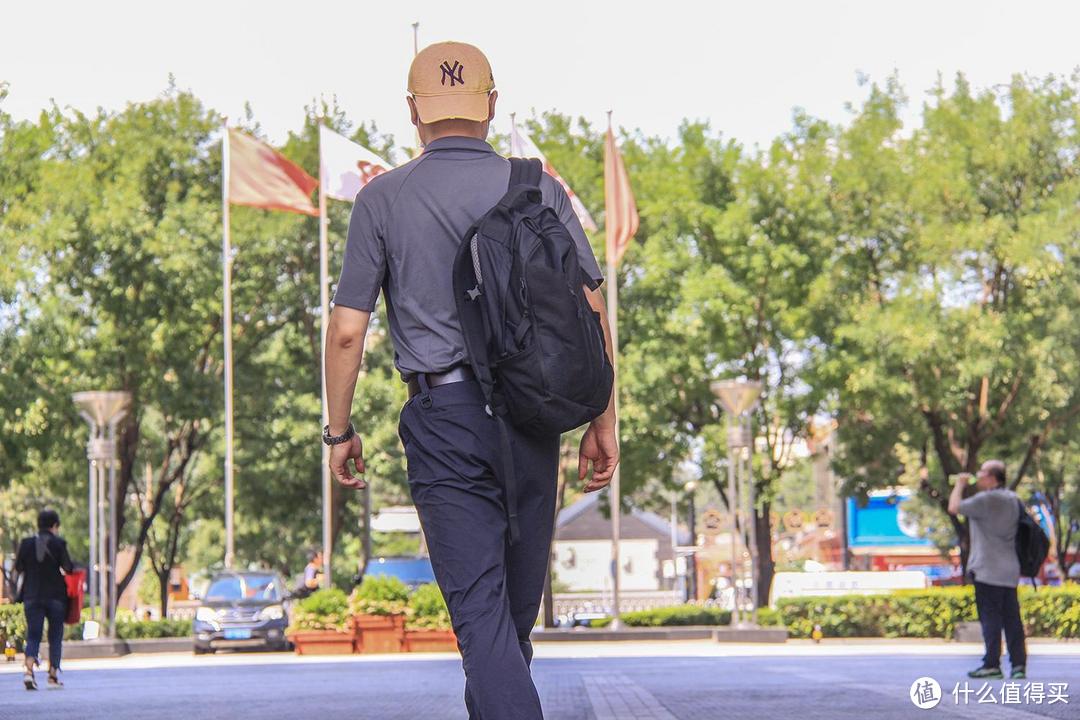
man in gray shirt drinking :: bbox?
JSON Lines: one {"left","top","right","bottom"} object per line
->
{"left": 949, "top": 459, "right": 1027, "bottom": 679}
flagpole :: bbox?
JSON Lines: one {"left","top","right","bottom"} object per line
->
{"left": 318, "top": 127, "right": 333, "bottom": 590}
{"left": 222, "top": 122, "right": 236, "bottom": 570}
{"left": 605, "top": 110, "right": 622, "bottom": 630}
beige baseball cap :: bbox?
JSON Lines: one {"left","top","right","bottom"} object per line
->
{"left": 408, "top": 41, "right": 495, "bottom": 123}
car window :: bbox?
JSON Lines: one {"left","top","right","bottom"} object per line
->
{"left": 205, "top": 574, "right": 281, "bottom": 601}
{"left": 244, "top": 574, "right": 281, "bottom": 600}
{"left": 205, "top": 576, "right": 243, "bottom": 601}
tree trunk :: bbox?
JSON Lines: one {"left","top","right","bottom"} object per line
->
{"left": 158, "top": 569, "right": 170, "bottom": 619}
{"left": 754, "top": 500, "right": 774, "bottom": 609}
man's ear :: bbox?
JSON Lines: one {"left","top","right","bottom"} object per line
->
{"left": 487, "top": 90, "right": 498, "bottom": 121}
{"left": 407, "top": 95, "right": 420, "bottom": 128}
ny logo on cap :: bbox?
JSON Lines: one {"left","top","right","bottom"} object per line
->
{"left": 440, "top": 60, "right": 464, "bottom": 87}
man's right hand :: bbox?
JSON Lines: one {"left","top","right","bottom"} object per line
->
{"left": 329, "top": 434, "right": 366, "bottom": 489}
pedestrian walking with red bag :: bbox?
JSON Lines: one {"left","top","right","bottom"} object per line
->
{"left": 14, "top": 509, "right": 75, "bottom": 690}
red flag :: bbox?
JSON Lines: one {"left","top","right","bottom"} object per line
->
{"left": 604, "top": 127, "right": 639, "bottom": 266}
{"left": 227, "top": 128, "right": 318, "bottom": 216}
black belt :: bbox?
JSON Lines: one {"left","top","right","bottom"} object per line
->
{"left": 404, "top": 364, "right": 521, "bottom": 544}
{"left": 407, "top": 366, "right": 475, "bottom": 399}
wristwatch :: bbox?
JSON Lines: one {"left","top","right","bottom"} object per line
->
{"left": 322, "top": 423, "right": 356, "bottom": 446}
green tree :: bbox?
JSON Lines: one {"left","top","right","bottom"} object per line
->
{"left": 820, "top": 73, "right": 1080, "bottom": 573}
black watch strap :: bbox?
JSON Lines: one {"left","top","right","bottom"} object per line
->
{"left": 323, "top": 423, "right": 355, "bottom": 446}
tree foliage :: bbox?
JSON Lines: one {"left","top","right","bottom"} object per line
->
{"left": 3, "top": 71, "right": 1079, "bottom": 601}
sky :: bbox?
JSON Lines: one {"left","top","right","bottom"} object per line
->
{"left": 3, "top": 0, "right": 1080, "bottom": 153}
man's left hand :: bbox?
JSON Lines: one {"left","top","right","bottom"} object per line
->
{"left": 578, "top": 421, "right": 619, "bottom": 492}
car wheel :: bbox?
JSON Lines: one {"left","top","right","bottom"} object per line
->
{"left": 193, "top": 646, "right": 212, "bottom": 655}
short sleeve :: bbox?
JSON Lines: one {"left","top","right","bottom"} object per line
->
{"left": 58, "top": 538, "right": 74, "bottom": 573}
{"left": 541, "top": 173, "right": 604, "bottom": 290}
{"left": 959, "top": 492, "right": 990, "bottom": 520}
{"left": 14, "top": 540, "right": 26, "bottom": 573}
{"left": 333, "top": 189, "right": 386, "bottom": 311}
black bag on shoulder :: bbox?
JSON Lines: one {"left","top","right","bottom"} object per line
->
{"left": 452, "top": 157, "right": 613, "bottom": 436}
{"left": 1015, "top": 499, "right": 1050, "bottom": 583}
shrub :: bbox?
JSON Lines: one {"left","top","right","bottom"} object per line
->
{"left": 407, "top": 583, "right": 451, "bottom": 631}
{"left": 755, "top": 607, "right": 783, "bottom": 627}
{"left": 115, "top": 618, "right": 192, "bottom": 639}
{"left": 349, "top": 575, "right": 409, "bottom": 617}
{"left": 619, "top": 604, "right": 731, "bottom": 627}
{"left": 777, "top": 584, "right": 1080, "bottom": 639}
{"left": 63, "top": 615, "right": 192, "bottom": 641}
{"left": 0, "top": 604, "right": 27, "bottom": 651}
{"left": 289, "top": 587, "right": 350, "bottom": 633}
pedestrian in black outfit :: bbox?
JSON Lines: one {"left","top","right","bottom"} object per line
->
{"left": 323, "top": 42, "right": 619, "bottom": 719}
{"left": 15, "top": 509, "right": 74, "bottom": 690}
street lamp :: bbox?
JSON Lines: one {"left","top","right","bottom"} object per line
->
{"left": 710, "top": 379, "right": 762, "bottom": 628}
{"left": 73, "top": 391, "right": 131, "bottom": 640}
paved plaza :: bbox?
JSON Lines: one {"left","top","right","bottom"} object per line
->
{"left": 1, "top": 640, "right": 1077, "bottom": 719}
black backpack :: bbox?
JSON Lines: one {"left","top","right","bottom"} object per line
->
{"left": 451, "top": 158, "right": 614, "bottom": 543}
{"left": 452, "top": 157, "right": 613, "bottom": 435}
{"left": 1015, "top": 499, "right": 1050, "bottom": 582}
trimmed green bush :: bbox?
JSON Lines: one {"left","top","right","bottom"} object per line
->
{"left": 349, "top": 575, "right": 410, "bottom": 616}
{"left": 115, "top": 618, "right": 192, "bottom": 639}
{"left": 0, "top": 604, "right": 27, "bottom": 651}
{"left": 777, "top": 584, "right": 1080, "bottom": 639}
{"left": 290, "top": 587, "right": 350, "bottom": 632}
{"left": 60, "top": 614, "right": 192, "bottom": 641}
{"left": 755, "top": 606, "right": 783, "bottom": 627}
{"left": 619, "top": 604, "right": 732, "bottom": 627}
{"left": 407, "top": 582, "right": 451, "bottom": 630}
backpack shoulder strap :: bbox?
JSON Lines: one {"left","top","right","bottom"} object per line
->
{"left": 508, "top": 157, "right": 543, "bottom": 189}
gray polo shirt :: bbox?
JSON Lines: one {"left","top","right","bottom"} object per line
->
{"left": 333, "top": 136, "right": 604, "bottom": 378}
{"left": 960, "top": 488, "right": 1021, "bottom": 588}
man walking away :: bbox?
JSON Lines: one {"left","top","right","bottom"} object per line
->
{"left": 323, "top": 42, "right": 619, "bottom": 719}
{"left": 15, "top": 509, "right": 74, "bottom": 690}
{"left": 948, "top": 460, "right": 1027, "bottom": 679}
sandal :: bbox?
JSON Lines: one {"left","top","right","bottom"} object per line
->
{"left": 24, "top": 668, "right": 37, "bottom": 691}
{"left": 48, "top": 669, "right": 63, "bottom": 688}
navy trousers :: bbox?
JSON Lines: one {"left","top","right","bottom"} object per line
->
{"left": 973, "top": 581, "right": 1027, "bottom": 669}
{"left": 24, "top": 598, "right": 67, "bottom": 668}
{"left": 399, "top": 379, "right": 559, "bottom": 720}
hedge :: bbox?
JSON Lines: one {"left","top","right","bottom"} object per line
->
{"left": 64, "top": 617, "right": 193, "bottom": 641}
{"left": 590, "top": 604, "right": 732, "bottom": 628}
{"left": 289, "top": 587, "right": 350, "bottom": 632}
{"left": 0, "top": 603, "right": 27, "bottom": 651}
{"left": 407, "top": 582, "right": 451, "bottom": 631}
{"left": 777, "top": 584, "right": 1080, "bottom": 639}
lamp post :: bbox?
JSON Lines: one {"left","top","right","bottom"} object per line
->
{"left": 73, "top": 391, "right": 131, "bottom": 640}
{"left": 710, "top": 379, "right": 762, "bottom": 628}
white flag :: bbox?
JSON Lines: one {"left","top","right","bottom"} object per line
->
{"left": 319, "top": 126, "right": 394, "bottom": 202}
{"left": 510, "top": 123, "right": 598, "bottom": 232}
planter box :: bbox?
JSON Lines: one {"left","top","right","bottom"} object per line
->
{"left": 352, "top": 613, "right": 405, "bottom": 654}
{"left": 404, "top": 628, "right": 458, "bottom": 653}
{"left": 288, "top": 630, "right": 354, "bottom": 655}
